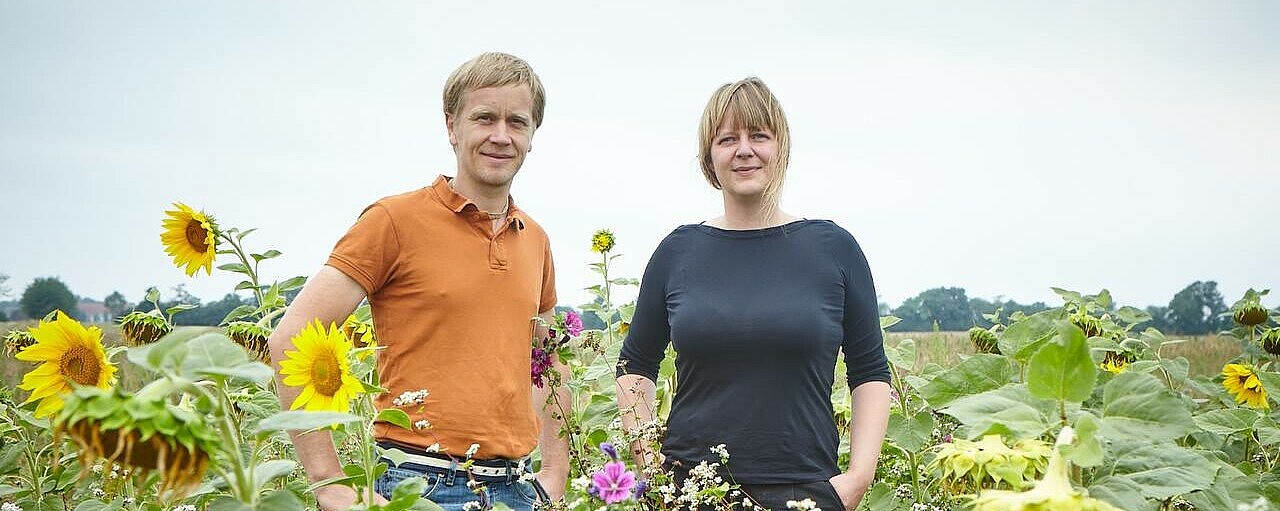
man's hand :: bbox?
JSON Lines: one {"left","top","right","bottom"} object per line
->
{"left": 534, "top": 469, "right": 567, "bottom": 502}
{"left": 828, "top": 470, "right": 872, "bottom": 511}
{"left": 315, "top": 485, "right": 389, "bottom": 511}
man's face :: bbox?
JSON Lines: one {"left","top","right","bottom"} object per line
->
{"left": 447, "top": 84, "right": 535, "bottom": 188}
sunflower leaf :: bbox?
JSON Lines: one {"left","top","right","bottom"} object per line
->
{"left": 235, "top": 228, "right": 258, "bottom": 241}
{"left": 255, "top": 411, "right": 363, "bottom": 434}
{"left": 217, "top": 263, "right": 251, "bottom": 274}
{"left": 375, "top": 409, "right": 413, "bottom": 431}
{"left": 251, "top": 250, "right": 282, "bottom": 262}
{"left": 278, "top": 276, "right": 308, "bottom": 292}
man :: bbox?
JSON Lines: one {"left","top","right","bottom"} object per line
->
{"left": 267, "top": 52, "right": 570, "bottom": 511}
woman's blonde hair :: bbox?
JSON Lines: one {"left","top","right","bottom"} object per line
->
{"left": 443, "top": 52, "right": 546, "bottom": 128}
{"left": 697, "top": 77, "right": 791, "bottom": 207}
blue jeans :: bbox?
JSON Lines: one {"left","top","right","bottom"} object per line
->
{"left": 373, "top": 459, "right": 541, "bottom": 511}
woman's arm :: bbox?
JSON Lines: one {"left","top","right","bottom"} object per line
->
{"left": 830, "top": 380, "right": 891, "bottom": 510}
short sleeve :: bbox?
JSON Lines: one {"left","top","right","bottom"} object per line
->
{"left": 325, "top": 203, "right": 401, "bottom": 296}
{"left": 539, "top": 237, "right": 557, "bottom": 313}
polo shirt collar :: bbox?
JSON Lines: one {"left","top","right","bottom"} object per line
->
{"left": 429, "top": 175, "right": 526, "bottom": 229}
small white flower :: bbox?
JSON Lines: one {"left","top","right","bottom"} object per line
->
{"left": 3, "top": 503, "right": 22, "bottom": 511}
{"left": 92, "top": 489, "right": 106, "bottom": 498}
{"left": 122, "top": 497, "right": 136, "bottom": 505}
{"left": 425, "top": 443, "right": 441, "bottom": 453}
{"left": 786, "top": 498, "right": 819, "bottom": 510}
{"left": 172, "top": 506, "right": 197, "bottom": 511}
{"left": 462, "top": 502, "right": 481, "bottom": 511}
{"left": 414, "top": 419, "right": 431, "bottom": 430}
{"left": 519, "top": 472, "right": 537, "bottom": 482}
{"left": 465, "top": 443, "right": 480, "bottom": 458}
{"left": 710, "top": 443, "right": 729, "bottom": 460}
{"left": 392, "top": 389, "right": 430, "bottom": 407}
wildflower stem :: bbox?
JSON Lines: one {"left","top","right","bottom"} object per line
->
{"left": 219, "top": 232, "right": 266, "bottom": 317}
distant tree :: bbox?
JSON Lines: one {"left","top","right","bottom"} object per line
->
{"left": 176, "top": 293, "right": 247, "bottom": 326}
{"left": 103, "top": 291, "right": 132, "bottom": 321}
{"left": 0, "top": 272, "right": 11, "bottom": 298}
{"left": 1167, "top": 281, "right": 1228, "bottom": 335}
{"left": 1141, "top": 305, "right": 1175, "bottom": 333}
{"left": 0, "top": 310, "right": 7, "bottom": 321}
{"left": 891, "top": 287, "right": 974, "bottom": 331}
{"left": 21, "top": 277, "right": 80, "bottom": 320}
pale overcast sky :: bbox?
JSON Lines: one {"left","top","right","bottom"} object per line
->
{"left": 1, "top": 1, "right": 1276, "bottom": 312}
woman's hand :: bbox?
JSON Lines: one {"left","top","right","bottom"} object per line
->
{"left": 828, "top": 470, "right": 872, "bottom": 510}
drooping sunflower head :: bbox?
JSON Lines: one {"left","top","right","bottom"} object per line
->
{"left": 1262, "top": 329, "right": 1280, "bottom": 356}
{"left": 1099, "top": 351, "right": 1135, "bottom": 374}
{"left": 15, "top": 311, "right": 118, "bottom": 418}
{"left": 279, "top": 320, "right": 364, "bottom": 413}
{"left": 591, "top": 229, "right": 615, "bottom": 254}
{"left": 1223, "top": 363, "right": 1269, "bottom": 409}
{"left": 56, "top": 386, "right": 217, "bottom": 497}
{"left": 969, "top": 433, "right": 1121, "bottom": 511}
{"left": 1069, "top": 314, "right": 1104, "bottom": 338}
{"left": 929, "top": 435, "right": 1052, "bottom": 494}
{"left": 226, "top": 321, "right": 272, "bottom": 364}
{"left": 118, "top": 311, "right": 172, "bottom": 347}
{"left": 1235, "top": 304, "right": 1271, "bottom": 328}
{"left": 3, "top": 330, "right": 37, "bottom": 357}
{"left": 161, "top": 202, "right": 219, "bottom": 277}
{"left": 969, "top": 327, "right": 1000, "bottom": 354}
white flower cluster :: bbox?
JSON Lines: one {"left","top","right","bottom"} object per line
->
{"left": 462, "top": 502, "right": 481, "bottom": 511}
{"left": 171, "top": 505, "right": 197, "bottom": 511}
{"left": 710, "top": 443, "right": 729, "bottom": 461}
{"left": 910, "top": 503, "right": 946, "bottom": 511}
{"left": 465, "top": 443, "right": 480, "bottom": 458}
{"left": 2, "top": 502, "right": 21, "bottom": 511}
{"left": 393, "top": 389, "right": 430, "bottom": 407}
{"left": 786, "top": 498, "right": 820, "bottom": 510}
{"left": 414, "top": 419, "right": 431, "bottom": 430}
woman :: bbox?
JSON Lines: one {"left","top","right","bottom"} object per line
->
{"left": 616, "top": 77, "right": 891, "bottom": 510}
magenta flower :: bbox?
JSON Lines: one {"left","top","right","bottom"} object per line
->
{"left": 590, "top": 461, "right": 637, "bottom": 504}
{"left": 564, "top": 310, "right": 584, "bottom": 337}
{"left": 531, "top": 347, "right": 552, "bottom": 388}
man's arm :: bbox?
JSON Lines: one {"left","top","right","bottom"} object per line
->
{"left": 531, "top": 309, "right": 571, "bottom": 501}
{"left": 829, "top": 380, "right": 891, "bottom": 510}
{"left": 267, "top": 266, "right": 379, "bottom": 510}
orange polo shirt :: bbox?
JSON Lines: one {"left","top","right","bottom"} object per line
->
{"left": 326, "top": 175, "right": 556, "bottom": 459}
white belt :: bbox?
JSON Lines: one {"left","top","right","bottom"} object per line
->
{"left": 387, "top": 451, "right": 528, "bottom": 478}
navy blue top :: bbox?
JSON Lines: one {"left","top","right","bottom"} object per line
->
{"left": 616, "top": 220, "right": 890, "bottom": 483}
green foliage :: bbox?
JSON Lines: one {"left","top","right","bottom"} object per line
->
{"left": 102, "top": 291, "right": 131, "bottom": 320}
{"left": 20, "top": 276, "right": 79, "bottom": 320}
{"left": 1167, "top": 280, "right": 1229, "bottom": 334}
{"left": 890, "top": 287, "right": 974, "bottom": 331}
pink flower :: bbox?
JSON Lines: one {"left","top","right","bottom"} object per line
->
{"left": 564, "top": 310, "right": 584, "bottom": 337}
{"left": 531, "top": 347, "right": 552, "bottom": 388}
{"left": 590, "top": 461, "right": 637, "bottom": 504}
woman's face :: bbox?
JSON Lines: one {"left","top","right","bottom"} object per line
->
{"left": 709, "top": 114, "right": 778, "bottom": 199}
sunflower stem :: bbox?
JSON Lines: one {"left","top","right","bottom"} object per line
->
{"left": 219, "top": 232, "right": 266, "bottom": 318}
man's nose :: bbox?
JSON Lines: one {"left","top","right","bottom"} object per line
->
{"left": 489, "top": 123, "right": 512, "bottom": 145}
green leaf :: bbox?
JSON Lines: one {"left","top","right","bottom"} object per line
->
{"left": 1256, "top": 416, "right": 1280, "bottom": 445}
{"left": 919, "top": 354, "right": 1013, "bottom": 408}
{"left": 879, "top": 316, "right": 902, "bottom": 330}
{"left": 1063, "top": 413, "right": 1104, "bottom": 467}
{"left": 1088, "top": 476, "right": 1151, "bottom": 511}
{"left": 220, "top": 304, "right": 257, "bottom": 325}
{"left": 252, "top": 459, "right": 298, "bottom": 489}
{"left": 128, "top": 328, "right": 208, "bottom": 373}
{"left": 278, "top": 276, "right": 308, "bottom": 292}
{"left": 1099, "top": 372, "right": 1197, "bottom": 442}
{"left": 1252, "top": 370, "right": 1280, "bottom": 408}
{"left": 1027, "top": 324, "right": 1096, "bottom": 403}
{"left": 380, "top": 447, "right": 409, "bottom": 468}
{"left": 252, "top": 250, "right": 283, "bottom": 262}
{"left": 885, "top": 338, "right": 916, "bottom": 371}
{"left": 376, "top": 409, "right": 414, "bottom": 431}
{"left": 236, "top": 227, "right": 258, "bottom": 241}
{"left": 255, "top": 411, "right": 363, "bottom": 433}
{"left": 999, "top": 309, "right": 1064, "bottom": 362}
{"left": 886, "top": 411, "right": 934, "bottom": 452}
{"left": 165, "top": 303, "right": 198, "bottom": 316}
{"left": 209, "top": 497, "right": 251, "bottom": 511}
{"left": 74, "top": 499, "right": 124, "bottom": 511}
{"left": 257, "top": 489, "right": 306, "bottom": 511}
{"left": 1193, "top": 408, "right": 1259, "bottom": 436}
{"left": 181, "top": 333, "right": 257, "bottom": 382}
{"left": 941, "top": 384, "right": 1053, "bottom": 440}
{"left": 145, "top": 286, "right": 161, "bottom": 303}
{"left": 1104, "top": 442, "right": 1217, "bottom": 499}
{"left": 218, "top": 262, "right": 251, "bottom": 273}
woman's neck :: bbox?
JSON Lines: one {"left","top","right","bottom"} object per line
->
{"left": 710, "top": 195, "right": 797, "bottom": 230}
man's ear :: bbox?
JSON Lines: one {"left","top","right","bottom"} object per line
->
{"left": 445, "top": 113, "right": 457, "bottom": 147}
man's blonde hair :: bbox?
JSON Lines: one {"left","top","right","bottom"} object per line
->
{"left": 697, "top": 77, "right": 791, "bottom": 207}
{"left": 443, "top": 52, "right": 546, "bottom": 127}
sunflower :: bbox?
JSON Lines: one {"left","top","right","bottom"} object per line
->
{"left": 16, "top": 311, "right": 118, "bottom": 418}
{"left": 3, "top": 330, "right": 37, "bottom": 357}
{"left": 118, "top": 311, "right": 172, "bottom": 347}
{"left": 279, "top": 320, "right": 363, "bottom": 412}
{"left": 161, "top": 202, "right": 219, "bottom": 277}
{"left": 226, "top": 321, "right": 272, "bottom": 363}
{"left": 1223, "top": 363, "right": 1269, "bottom": 409}
{"left": 591, "top": 229, "right": 616, "bottom": 253}
{"left": 1099, "top": 351, "right": 1134, "bottom": 374}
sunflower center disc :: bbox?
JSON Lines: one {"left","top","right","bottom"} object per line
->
{"left": 185, "top": 221, "right": 209, "bottom": 252}
{"left": 60, "top": 345, "right": 101, "bottom": 386}
{"left": 312, "top": 351, "right": 343, "bottom": 396}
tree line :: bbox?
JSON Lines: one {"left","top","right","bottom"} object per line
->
{"left": 0, "top": 275, "right": 1253, "bottom": 335}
